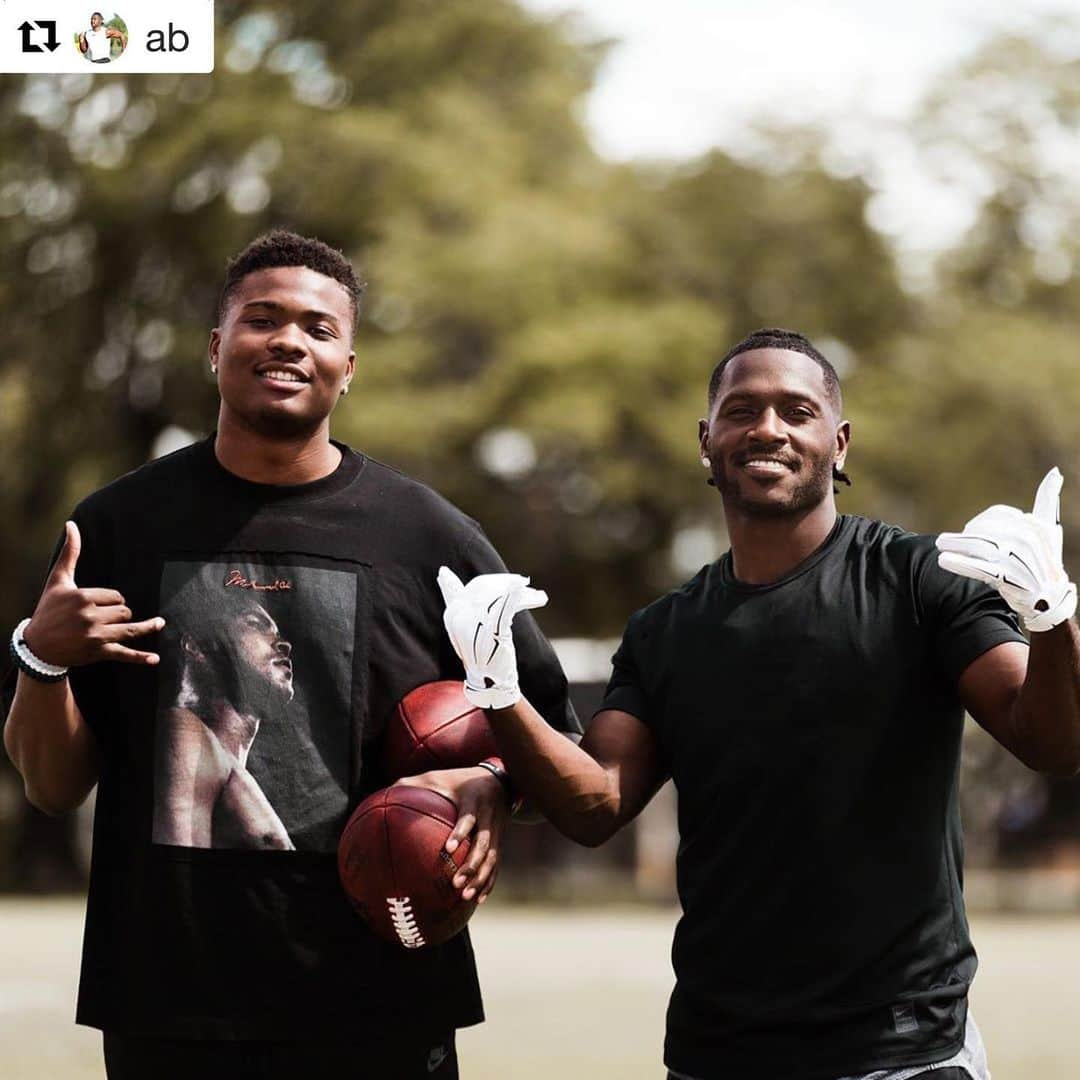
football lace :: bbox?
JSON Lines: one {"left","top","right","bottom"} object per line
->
{"left": 386, "top": 896, "right": 426, "bottom": 949}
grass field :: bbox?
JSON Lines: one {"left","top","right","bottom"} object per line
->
{"left": 2, "top": 898, "right": 1079, "bottom": 1078}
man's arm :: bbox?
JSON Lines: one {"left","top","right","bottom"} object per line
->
{"left": 4, "top": 676, "right": 99, "bottom": 815}
{"left": 485, "top": 697, "right": 667, "bottom": 847}
{"left": 938, "top": 468, "right": 1080, "bottom": 775}
{"left": 4, "top": 520, "right": 164, "bottom": 814}
{"left": 436, "top": 567, "right": 666, "bottom": 845}
{"left": 960, "top": 627, "right": 1080, "bottom": 776}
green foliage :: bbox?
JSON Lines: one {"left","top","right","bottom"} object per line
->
{"left": 840, "top": 25, "right": 1080, "bottom": 558}
{"left": 7, "top": 1, "right": 1080, "bottom": 883}
{"left": 849, "top": 313, "right": 1080, "bottom": 555}
{"left": 1, "top": 3, "right": 1077, "bottom": 642}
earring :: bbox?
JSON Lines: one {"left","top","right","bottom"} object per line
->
{"left": 341, "top": 384, "right": 349, "bottom": 396}
{"left": 210, "top": 363, "right": 217, "bottom": 374}
{"left": 702, "top": 456, "right": 717, "bottom": 487}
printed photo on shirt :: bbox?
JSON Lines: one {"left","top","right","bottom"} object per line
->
{"left": 151, "top": 559, "right": 356, "bottom": 853}
{"left": 75, "top": 11, "right": 128, "bottom": 63}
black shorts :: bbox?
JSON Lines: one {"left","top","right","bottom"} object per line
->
{"left": 104, "top": 1029, "right": 459, "bottom": 1080}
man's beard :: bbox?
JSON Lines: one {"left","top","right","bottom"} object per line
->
{"left": 713, "top": 452, "right": 834, "bottom": 519}
{"left": 232, "top": 654, "right": 294, "bottom": 710}
{"left": 194, "top": 644, "right": 294, "bottom": 716}
{"left": 247, "top": 406, "right": 324, "bottom": 440}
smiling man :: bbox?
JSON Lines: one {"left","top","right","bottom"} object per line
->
{"left": 3, "top": 230, "right": 578, "bottom": 1078}
{"left": 438, "top": 327, "right": 1080, "bottom": 1080}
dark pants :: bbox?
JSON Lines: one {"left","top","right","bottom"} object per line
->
{"left": 104, "top": 1030, "right": 459, "bottom": 1080}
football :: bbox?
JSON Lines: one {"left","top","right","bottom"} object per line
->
{"left": 337, "top": 784, "right": 478, "bottom": 949}
{"left": 383, "top": 680, "right": 499, "bottom": 779}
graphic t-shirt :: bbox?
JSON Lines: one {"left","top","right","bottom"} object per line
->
{"left": 51, "top": 436, "right": 579, "bottom": 1039}
{"left": 601, "top": 515, "right": 1026, "bottom": 1080}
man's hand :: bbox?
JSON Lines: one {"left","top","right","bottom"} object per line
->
{"left": 396, "top": 767, "right": 509, "bottom": 903}
{"left": 937, "top": 467, "right": 1078, "bottom": 632}
{"left": 24, "top": 521, "right": 165, "bottom": 667}
{"left": 436, "top": 567, "right": 548, "bottom": 709}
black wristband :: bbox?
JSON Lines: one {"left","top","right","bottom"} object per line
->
{"left": 9, "top": 635, "right": 68, "bottom": 684}
{"left": 476, "top": 758, "right": 523, "bottom": 814}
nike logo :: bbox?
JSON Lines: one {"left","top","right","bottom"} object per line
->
{"left": 427, "top": 1045, "right": 449, "bottom": 1073}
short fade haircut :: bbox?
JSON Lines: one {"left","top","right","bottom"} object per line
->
{"left": 707, "top": 327, "right": 842, "bottom": 415}
{"left": 217, "top": 229, "right": 365, "bottom": 333}
{"left": 707, "top": 326, "right": 850, "bottom": 489}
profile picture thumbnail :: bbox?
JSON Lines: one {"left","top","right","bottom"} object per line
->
{"left": 75, "top": 11, "right": 128, "bottom": 64}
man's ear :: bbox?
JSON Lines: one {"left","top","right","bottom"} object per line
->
{"left": 698, "top": 418, "right": 709, "bottom": 457}
{"left": 181, "top": 633, "right": 206, "bottom": 664}
{"left": 835, "top": 419, "right": 851, "bottom": 473}
{"left": 208, "top": 329, "right": 220, "bottom": 369}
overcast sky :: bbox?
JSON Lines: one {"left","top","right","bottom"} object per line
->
{"left": 519, "top": 0, "right": 1076, "bottom": 260}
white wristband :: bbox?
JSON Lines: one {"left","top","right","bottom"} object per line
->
{"left": 11, "top": 617, "right": 69, "bottom": 678}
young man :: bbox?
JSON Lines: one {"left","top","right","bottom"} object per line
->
{"left": 439, "top": 328, "right": 1080, "bottom": 1080}
{"left": 3, "top": 230, "right": 578, "bottom": 1079}
{"left": 79, "top": 12, "right": 125, "bottom": 63}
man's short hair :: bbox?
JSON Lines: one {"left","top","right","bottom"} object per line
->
{"left": 707, "top": 327, "right": 842, "bottom": 414}
{"left": 217, "top": 229, "right": 365, "bottom": 333}
{"left": 91, "top": 11, "right": 104, "bottom": 19}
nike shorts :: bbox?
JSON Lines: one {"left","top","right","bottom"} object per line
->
{"left": 103, "top": 1029, "right": 459, "bottom": 1079}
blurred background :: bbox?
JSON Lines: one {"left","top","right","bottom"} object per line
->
{"left": 2, "top": 1, "right": 1080, "bottom": 1076}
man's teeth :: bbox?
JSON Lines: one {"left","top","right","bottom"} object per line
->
{"left": 744, "top": 459, "right": 788, "bottom": 470}
{"left": 259, "top": 370, "right": 305, "bottom": 383}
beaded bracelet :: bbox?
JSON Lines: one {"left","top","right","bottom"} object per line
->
{"left": 9, "top": 618, "right": 68, "bottom": 683}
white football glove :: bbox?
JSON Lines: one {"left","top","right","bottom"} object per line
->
{"left": 437, "top": 567, "right": 549, "bottom": 709}
{"left": 936, "top": 467, "right": 1077, "bottom": 633}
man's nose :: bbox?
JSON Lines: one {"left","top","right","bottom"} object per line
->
{"left": 267, "top": 324, "right": 306, "bottom": 356}
{"left": 747, "top": 407, "right": 785, "bottom": 442}
{"left": 276, "top": 640, "right": 292, "bottom": 658}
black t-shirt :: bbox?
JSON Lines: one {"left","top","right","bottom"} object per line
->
{"left": 601, "top": 515, "right": 1025, "bottom": 1080}
{"left": 35, "top": 436, "right": 578, "bottom": 1040}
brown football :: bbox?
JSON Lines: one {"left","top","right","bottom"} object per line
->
{"left": 337, "top": 785, "right": 477, "bottom": 949}
{"left": 383, "top": 680, "right": 499, "bottom": 780}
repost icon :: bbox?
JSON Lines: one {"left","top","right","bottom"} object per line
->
{"left": 19, "top": 19, "right": 62, "bottom": 54}
{"left": 1, "top": 1, "right": 213, "bottom": 73}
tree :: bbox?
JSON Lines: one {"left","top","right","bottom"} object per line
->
{"left": 0, "top": 0, "right": 909, "bottom": 640}
{"left": 12, "top": 1, "right": 1073, "bottom": 884}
